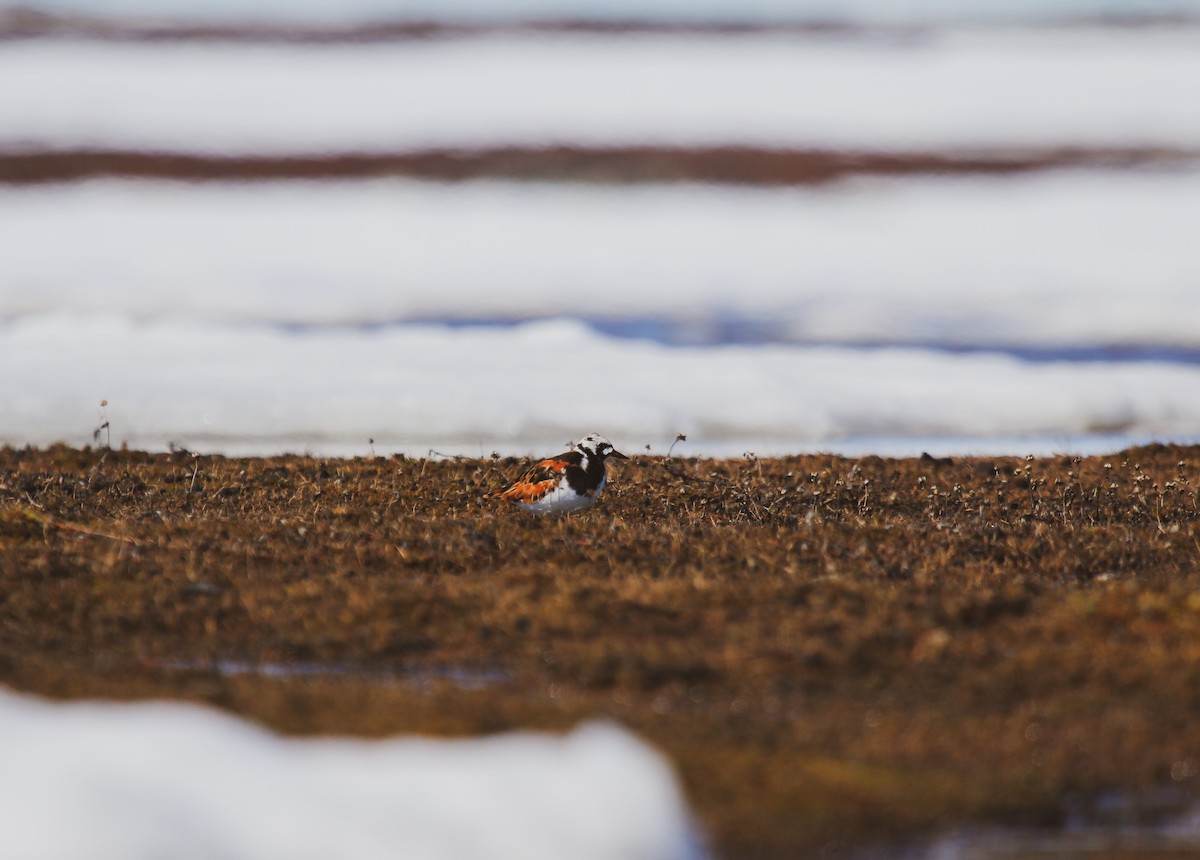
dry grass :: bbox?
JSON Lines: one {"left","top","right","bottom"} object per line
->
{"left": 3, "top": 443, "right": 1200, "bottom": 858}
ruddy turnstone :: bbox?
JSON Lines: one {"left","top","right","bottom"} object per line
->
{"left": 495, "top": 433, "right": 628, "bottom": 514}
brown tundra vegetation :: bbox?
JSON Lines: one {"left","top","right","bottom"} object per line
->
{"left": 3, "top": 443, "right": 1200, "bottom": 857}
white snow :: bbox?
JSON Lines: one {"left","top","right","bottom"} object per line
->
{"left": 2, "top": 0, "right": 1194, "bottom": 26}
{"left": 4, "top": 314, "right": 1200, "bottom": 457}
{"left": 3, "top": 19, "right": 1199, "bottom": 458}
{"left": 2, "top": 174, "right": 1198, "bottom": 349}
{"left": 3, "top": 173, "right": 1199, "bottom": 457}
{"left": 0, "top": 688, "right": 700, "bottom": 860}
{"left": 2, "top": 29, "right": 1199, "bottom": 152}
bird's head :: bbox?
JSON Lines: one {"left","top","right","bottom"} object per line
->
{"left": 575, "top": 433, "right": 627, "bottom": 462}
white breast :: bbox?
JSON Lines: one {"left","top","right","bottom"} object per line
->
{"left": 519, "top": 473, "right": 606, "bottom": 515}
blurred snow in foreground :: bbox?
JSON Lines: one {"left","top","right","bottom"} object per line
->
{"left": 0, "top": 688, "right": 700, "bottom": 860}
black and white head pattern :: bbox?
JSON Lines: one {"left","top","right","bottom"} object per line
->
{"left": 574, "top": 433, "right": 625, "bottom": 465}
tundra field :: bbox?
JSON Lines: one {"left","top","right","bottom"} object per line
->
{"left": 3, "top": 443, "right": 1200, "bottom": 857}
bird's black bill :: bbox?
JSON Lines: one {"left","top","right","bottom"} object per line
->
{"left": 611, "top": 450, "right": 628, "bottom": 459}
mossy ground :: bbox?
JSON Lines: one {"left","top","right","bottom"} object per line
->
{"left": 3, "top": 444, "right": 1200, "bottom": 857}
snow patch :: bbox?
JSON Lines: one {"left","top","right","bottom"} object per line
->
{"left": 0, "top": 688, "right": 701, "bottom": 860}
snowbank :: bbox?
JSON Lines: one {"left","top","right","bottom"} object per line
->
{"left": 4, "top": 315, "right": 1200, "bottom": 457}
{"left": 0, "top": 688, "right": 700, "bottom": 860}
{"left": 4, "top": 172, "right": 1199, "bottom": 457}
{"left": 3, "top": 174, "right": 1199, "bottom": 350}
{"left": 2, "top": 29, "right": 1199, "bottom": 152}
{"left": 4, "top": 0, "right": 1195, "bottom": 26}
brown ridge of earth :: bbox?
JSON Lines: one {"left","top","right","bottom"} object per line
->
{"left": 3, "top": 12, "right": 1198, "bottom": 42}
{"left": 0, "top": 14, "right": 918, "bottom": 42}
{"left": 0, "top": 146, "right": 1194, "bottom": 186}
{"left": 4, "top": 443, "right": 1200, "bottom": 857}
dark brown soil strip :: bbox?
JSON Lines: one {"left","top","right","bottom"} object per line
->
{"left": 4, "top": 443, "right": 1200, "bottom": 858}
{"left": 1, "top": 145, "right": 1193, "bottom": 186}
{"left": 3, "top": 12, "right": 1196, "bottom": 43}
{"left": 0, "top": 15, "right": 892, "bottom": 43}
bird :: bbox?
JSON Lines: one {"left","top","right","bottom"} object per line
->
{"left": 494, "top": 433, "right": 628, "bottom": 514}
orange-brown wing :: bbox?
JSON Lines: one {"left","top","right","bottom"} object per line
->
{"left": 497, "top": 458, "right": 569, "bottom": 503}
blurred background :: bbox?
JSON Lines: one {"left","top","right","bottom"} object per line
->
{"left": 2, "top": 0, "right": 1199, "bottom": 457}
